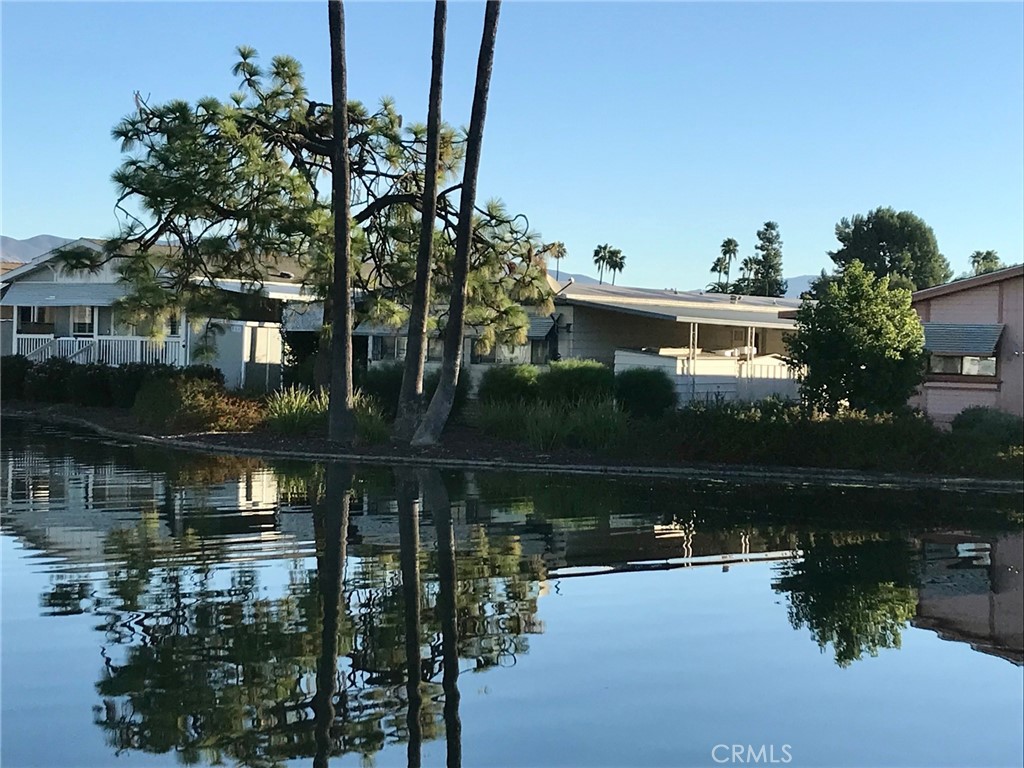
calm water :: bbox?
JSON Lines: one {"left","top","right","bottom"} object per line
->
{"left": 1, "top": 420, "right": 1022, "bottom": 768}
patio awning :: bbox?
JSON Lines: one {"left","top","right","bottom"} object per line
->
{"left": 922, "top": 323, "right": 1004, "bottom": 357}
{"left": 0, "top": 282, "right": 128, "bottom": 307}
{"left": 527, "top": 316, "right": 555, "bottom": 339}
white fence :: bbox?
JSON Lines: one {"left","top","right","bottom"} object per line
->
{"left": 614, "top": 349, "right": 801, "bottom": 405}
{"left": 16, "top": 335, "right": 185, "bottom": 367}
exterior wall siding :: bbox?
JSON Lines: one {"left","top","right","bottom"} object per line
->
{"left": 913, "top": 274, "right": 1023, "bottom": 420}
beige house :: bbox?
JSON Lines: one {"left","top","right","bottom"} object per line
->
{"left": 911, "top": 265, "right": 1023, "bottom": 423}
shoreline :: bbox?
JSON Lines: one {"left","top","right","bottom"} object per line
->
{"left": 4, "top": 404, "right": 1022, "bottom": 494}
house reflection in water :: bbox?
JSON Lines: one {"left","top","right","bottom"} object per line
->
{"left": 914, "top": 533, "right": 1023, "bottom": 665}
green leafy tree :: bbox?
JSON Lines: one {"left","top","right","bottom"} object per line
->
{"left": 67, "top": 38, "right": 551, "bottom": 443}
{"left": 969, "top": 249, "right": 1005, "bottom": 276}
{"left": 753, "top": 220, "right": 787, "bottom": 297}
{"left": 830, "top": 207, "right": 952, "bottom": 290}
{"left": 708, "top": 255, "right": 729, "bottom": 292}
{"left": 785, "top": 260, "right": 926, "bottom": 413}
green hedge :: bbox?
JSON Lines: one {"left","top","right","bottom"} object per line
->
{"left": 951, "top": 406, "right": 1023, "bottom": 447}
{"left": 1, "top": 355, "right": 35, "bottom": 401}
{"left": 2, "top": 357, "right": 225, "bottom": 408}
{"left": 476, "top": 364, "right": 540, "bottom": 404}
{"left": 537, "top": 359, "right": 613, "bottom": 404}
{"left": 614, "top": 368, "right": 678, "bottom": 418}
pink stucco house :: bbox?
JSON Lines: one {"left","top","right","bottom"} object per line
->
{"left": 912, "top": 264, "right": 1023, "bottom": 423}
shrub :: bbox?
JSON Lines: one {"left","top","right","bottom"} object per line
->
{"left": 354, "top": 392, "right": 390, "bottom": 445}
{"left": 265, "top": 386, "right": 329, "bottom": 435}
{"left": 537, "top": 359, "right": 613, "bottom": 405}
{"left": 614, "top": 368, "right": 678, "bottom": 418}
{"left": 477, "top": 364, "right": 540, "bottom": 405}
{"left": 1, "top": 355, "right": 35, "bottom": 401}
{"left": 68, "top": 363, "right": 115, "bottom": 407}
{"left": 477, "top": 397, "right": 627, "bottom": 452}
{"left": 23, "top": 357, "right": 75, "bottom": 403}
{"left": 358, "top": 362, "right": 405, "bottom": 419}
{"left": 358, "top": 362, "right": 470, "bottom": 423}
{"left": 951, "top": 407, "right": 1023, "bottom": 447}
{"left": 133, "top": 377, "right": 261, "bottom": 433}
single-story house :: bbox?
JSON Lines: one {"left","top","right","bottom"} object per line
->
{"left": 344, "top": 279, "right": 803, "bottom": 402}
{"left": 911, "top": 265, "right": 1023, "bottom": 423}
{"left": 0, "top": 238, "right": 308, "bottom": 391}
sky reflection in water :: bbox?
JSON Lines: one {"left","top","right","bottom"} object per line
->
{"left": 1, "top": 421, "right": 1022, "bottom": 768}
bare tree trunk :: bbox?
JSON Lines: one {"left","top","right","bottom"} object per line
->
{"left": 394, "top": 0, "right": 448, "bottom": 442}
{"left": 327, "top": 0, "right": 356, "bottom": 444}
{"left": 312, "top": 464, "right": 352, "bottom": 768}
{"left": 396, "top": 469, "right": 423, "bottom": 767}
{"left": 412, "top": 0, "right": 502, "bottom": 446}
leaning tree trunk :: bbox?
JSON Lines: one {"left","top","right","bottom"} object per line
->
{"left": 327, "top": 0, "right": 356, "bottom": 444}
{"left": 394, "top": 0, "right": 448, "bottom": 441}
{"left": 412, "top": 0, "right": 502, "bottom": 446}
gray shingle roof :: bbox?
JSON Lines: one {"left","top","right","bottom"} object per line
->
{"left": 922, "top": 323, "right": 1004, "bottom": 356}
{"left": 0, "top": 282, "right": 129, "bottom": 307}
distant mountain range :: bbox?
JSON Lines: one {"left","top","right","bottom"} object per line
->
{"left": 0, "top": 235, "right": 74, "bottom": 262}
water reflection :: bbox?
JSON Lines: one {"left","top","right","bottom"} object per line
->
{"left": 1, "top": 421, "right": 1022, "bottom": 768}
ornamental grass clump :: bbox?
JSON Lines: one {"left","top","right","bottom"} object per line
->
{"left": 265, "top": 386, "right": 329, "bottom": 434}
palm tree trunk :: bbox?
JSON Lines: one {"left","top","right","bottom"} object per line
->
{"left": 396, "top": 469, "right": 423, "bottom": 768}
{"left": 412, "top": 0, "right": 502, "bottom": 446}
{"left": 394, "top": 0, "right": 448, "bottom": 441}
{"left": 327, "top": 0, "right": 356, "bottom": 444}
{"left": 422, "top": 470, "right": 462, "bottom": 768}
{"left": 312, "top": 464, "right": 351, "bottom": 768}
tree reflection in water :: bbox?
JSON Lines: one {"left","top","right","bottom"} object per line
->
{"left": 80, "top": 466, "right": 540, "bottom": 767}
{"left": 772, "top": 535, "right": 920, "bottom": 667}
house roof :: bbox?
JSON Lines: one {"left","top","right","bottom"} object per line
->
{"left": 922, "top": 323, "right": 1005, "bottom": 357}
{"left": 913, "top": 264, "right": 1024, "bottom": 303}
{"left": 556, "top": 283, "right": 800, "bottom": 330}
{"left": 0, "top": 281, "right": 129, "bottom": 307}
{"left": 0, "top": 238, "right": 310, "bottom": 288}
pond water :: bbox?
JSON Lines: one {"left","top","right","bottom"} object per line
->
{"left": 1, "top": 419, "right": 1022, "bottom": 768}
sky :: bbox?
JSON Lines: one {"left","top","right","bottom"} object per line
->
{"left": 2, "top": 1, "right": 1022, "bottom": 289}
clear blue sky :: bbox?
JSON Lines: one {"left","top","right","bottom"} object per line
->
{"left": 3, "top": 1, "right": 1022, "bottom": 288}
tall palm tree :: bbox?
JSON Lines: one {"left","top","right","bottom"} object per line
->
{"left": 607, "top": 248, "right": 625, "bottom": 285}
{"left": 413, "top": 0, "right": 502, "bottom": 446}
{"left": 327, "top": 0, "right": 356, "bottom": 445}
{"left": 592, "top": 243, "right": 611, "bottom": 284}
{"left": 721, "top": 238, "right": 739, "bottom": 286}
{"left": 395, "top": 0, "right": 448, "bottom": 441}
{"left": 709, "top": 255, "right": 728, "bottom": 292}
{"left": 548, "top": 241, "right": 567, "bottom": 280}
{"left": 738, "top": 255, "right": 758, "bottom": 294}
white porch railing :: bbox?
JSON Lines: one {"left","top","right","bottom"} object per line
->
{"left": 16, "top": 335, "right": 185, "bottom": 367}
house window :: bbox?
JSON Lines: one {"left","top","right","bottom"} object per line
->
{"left": 928, "top": 355, "right": 997, "bottom": 377}
{"left": 470, "top": 343, "right": 496, "bottom": 365}
{"left": 167, "top": 313, "right": 181, "bottom": 336}
{"left": 427, "top": 337, "right": 444, "bottom": 361}
{"left": 72, "top": 306, "right": 94, "bottom": 336}
{"left": 18, "top": 306, "right": 53, "bottom": 325}
{"left": 530, "top": 339, "right": 550, "bottom": 365}
{"left": 372, "top": 335, "right": 405, "bottom": 361}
